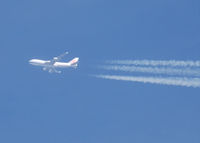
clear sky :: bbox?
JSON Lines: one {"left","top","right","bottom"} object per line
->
{"left": 0, "top": 0, "right": 200, "bottom": 143}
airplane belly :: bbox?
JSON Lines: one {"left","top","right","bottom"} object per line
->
{"left": 54, "top": 62, "right": 70, "bottom": 68}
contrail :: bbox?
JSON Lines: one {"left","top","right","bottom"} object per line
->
{"left": 100, "top": 65, "right": 200, "bottom": 76}
{"left": 94, "top": 75, "right": 200, "bottom": 88}
{"left": 107, "top": 60, "right": 200, "bottom": 67}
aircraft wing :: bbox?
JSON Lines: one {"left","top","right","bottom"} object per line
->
{"left": 49, "top": 52, "right": 69, "bottom": 64}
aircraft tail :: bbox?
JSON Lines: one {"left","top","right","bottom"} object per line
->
{"left": 69, "top": 57, "right": 79, "bottom": 66}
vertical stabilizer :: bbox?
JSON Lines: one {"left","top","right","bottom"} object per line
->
{"left": 69, "top": 57, "right": 79, "bottom": 66}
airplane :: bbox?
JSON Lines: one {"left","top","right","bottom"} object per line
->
{"left": 29, "top": 52, "right": 79, "bottom": 73}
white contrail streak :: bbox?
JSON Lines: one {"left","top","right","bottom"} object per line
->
{"left": 100, "top": 65, "right": 200, "bottom": 76}
{"left": 94, "top": 75, "right": 200, "bottom": 88}
{"left": 108, "top": 60, "right": 200, "bottom": 67}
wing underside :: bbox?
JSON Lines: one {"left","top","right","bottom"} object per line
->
{"left": 49, "top": 52, "right": 69, "bottom": 65}
{"left": 43, "top": 67, "right": 61, "bottom": 73}
{"left": 42, "top": 52, "right": 69, "bottom": 73}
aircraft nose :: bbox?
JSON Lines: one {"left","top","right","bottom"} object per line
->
{"left": 29, "top": 59, "right": 34, "bottom": 64}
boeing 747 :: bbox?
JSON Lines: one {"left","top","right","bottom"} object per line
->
{"left": 29, "top": 52, "right": 79, "bottom": 73}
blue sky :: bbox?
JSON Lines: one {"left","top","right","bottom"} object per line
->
{"left": 0, "top": 0, "right": 200, "bottom": 143}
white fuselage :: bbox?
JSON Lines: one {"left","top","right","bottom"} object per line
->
{"left": 29, "top": 59, "right": 72, "bottom": 68}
